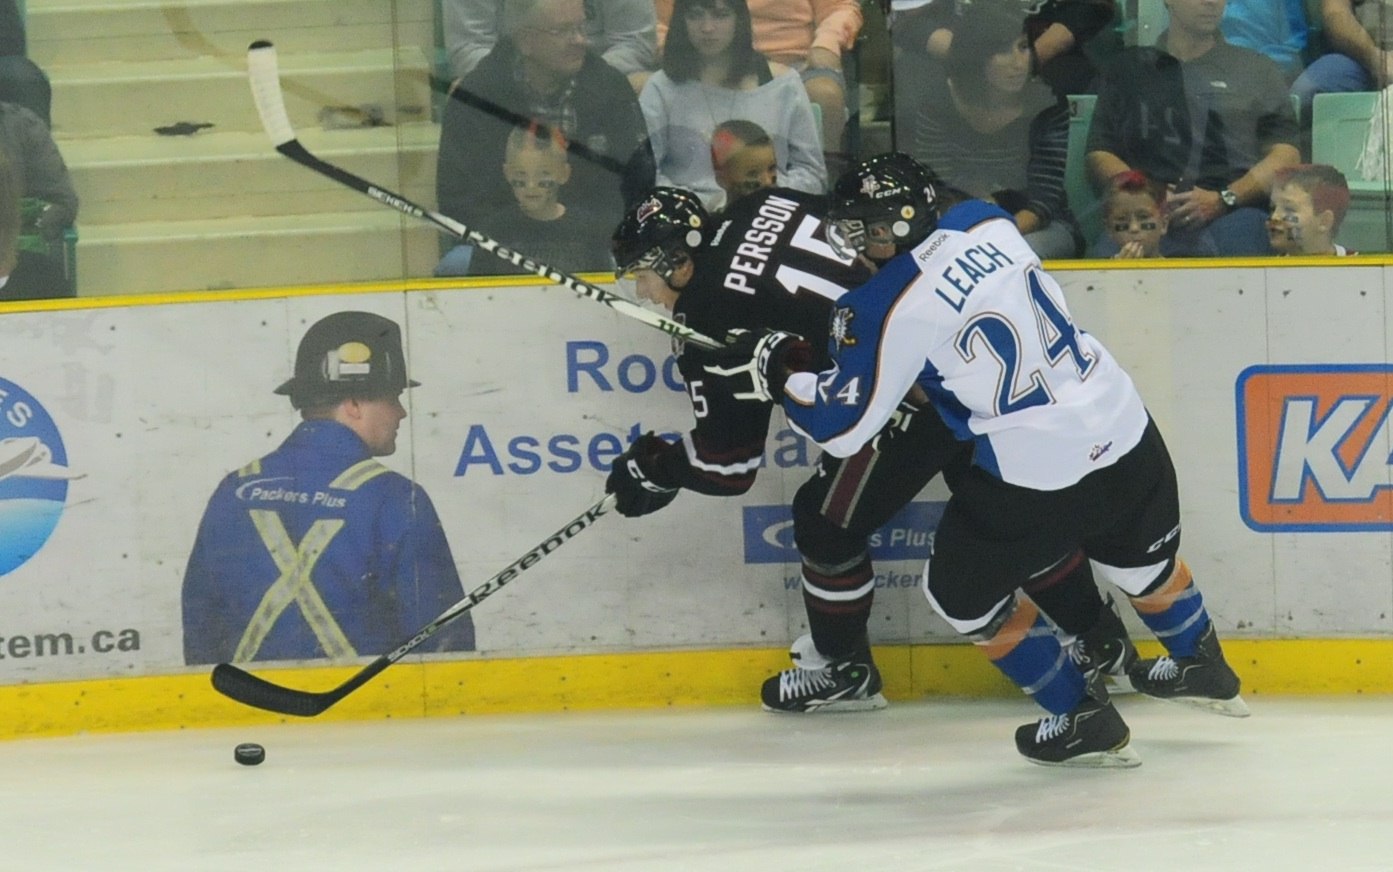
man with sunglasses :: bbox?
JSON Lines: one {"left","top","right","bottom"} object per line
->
{"left": 606, "top": 176, "right": 1139, "bottom": 714}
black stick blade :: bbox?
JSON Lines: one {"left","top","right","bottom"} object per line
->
{"left": 211, "top": 663, "right": 337, "bottom": 717}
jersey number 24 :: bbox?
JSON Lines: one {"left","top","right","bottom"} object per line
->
{"left": 955, "top": 268, "right": 1097, "bottom": 416}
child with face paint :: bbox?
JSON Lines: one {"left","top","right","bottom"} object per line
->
{"left": 1267, "top": 164, "right": 1353, "bottom": 256}
{"left": 1104, "top": 170, "right": 1169, "bottom": 259}
{"left": 436, "top": 122, "right": 617, "bottom": 276}
{"left": 709, "top": 118, "right": 778, "bottom": 210}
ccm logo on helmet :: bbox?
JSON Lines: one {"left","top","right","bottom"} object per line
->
{"left": 858, "top": 176, "right": 903, "bottom": 199}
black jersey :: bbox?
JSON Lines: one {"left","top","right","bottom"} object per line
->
{"left": 648, "top": 188, "right": 875, "bottom": 497}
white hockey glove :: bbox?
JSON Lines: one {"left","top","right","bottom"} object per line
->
{"left": 703, "top": 329, "right": 813, "bottom": 403}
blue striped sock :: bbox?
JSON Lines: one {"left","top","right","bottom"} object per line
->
{"left": 1129, "top": 560, "right": 1209, "bottom": 657}
{"left": 976, "top": 600, "right": 1086, "bottom": 716}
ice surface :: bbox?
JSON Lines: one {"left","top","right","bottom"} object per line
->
{"left": 2, "top": 697, "right": 1390, "bottom": 871}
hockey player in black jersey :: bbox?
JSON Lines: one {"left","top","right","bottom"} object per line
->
{"left": 605, "top": 182, "right": 1139, "bottom": 713}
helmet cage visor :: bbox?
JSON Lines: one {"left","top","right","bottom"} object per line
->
{"left": 827, "top": 217, "right": 867, "bottom": 258}
{"left": 615, "top": 246, "right": 677, "bottom": 282}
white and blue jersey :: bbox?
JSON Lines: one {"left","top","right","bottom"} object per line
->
{"left": 782, "top": 200, "right": 1148, "bottom": 491}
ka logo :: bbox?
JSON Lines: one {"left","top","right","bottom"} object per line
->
{"left": 1237, "top": 364, "right": 1393, "bottom": 532}
{"left": 0, "top": 378, "right": 80, "bottom": 574}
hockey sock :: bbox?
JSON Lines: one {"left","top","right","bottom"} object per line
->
{"left": 1021, "top": 550, "right": 1103, "bottom": 636}
{"left": 973, "top": 595, "right": 1086, "bottom": 716}
{"left": 1126, "top": 558, "right": 1209, "bottom": 658}
{"left": 802, "top": 557, "right": 874, "bottom": 659}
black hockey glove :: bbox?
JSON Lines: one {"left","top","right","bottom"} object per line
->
{"left": 703, "top": 328, "right": 813, "bottom": 403}
{"left": 606, "top": 432, "right": 680, "bottom": 518}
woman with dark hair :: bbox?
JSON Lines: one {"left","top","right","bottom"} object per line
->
{"left": 891, "top": 0, "right": 1117, "bottom": 99}
{"left": 907, "top": 2, "right": 1080, "bottom": 260}
{"left": 639, "top": 0, "right": 825, "bottom": 209}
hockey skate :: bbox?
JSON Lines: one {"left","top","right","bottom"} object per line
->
{"left": 1066, "top": 594, "right": 1139, "bottom": 694}
{"left": 1127, "top": 623, "right": 1250, "bottom": 718}
{"left": 1015, "top": 673, "right": 1141, "bottom": 768}
{"left": 761, "top": 635, "right": 887, "bottom": 713}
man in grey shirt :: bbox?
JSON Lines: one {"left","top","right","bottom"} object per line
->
{"left": 1086, "top": 0, "right": 1299, "bottom": 255}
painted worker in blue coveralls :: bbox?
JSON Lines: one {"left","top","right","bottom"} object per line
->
{"left": 181, "top": 310, "right": 475, "bottom": 665}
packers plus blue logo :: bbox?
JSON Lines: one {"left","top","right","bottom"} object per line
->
{"left": 742, "top": 500, "right": 945, "bottom": 563}
{"left": 0, "top": 379, "right": 78, "bottom": 574}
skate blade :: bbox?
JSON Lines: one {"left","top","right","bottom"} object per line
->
{"left": 761, "top": 693, "right": 888, "bottom": 714}
{"left": 1103, "top": 672, "right": 1137, "bottom": 695}
{"left": 1166, "top": 692, "right": 1251, "bottom": 718}
{"left": 1026, "top": 742, "right": 1143, "bottom": 769}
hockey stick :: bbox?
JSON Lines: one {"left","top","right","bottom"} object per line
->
{"left": 244, "top": 40, "right": 720, "bottom": 351}
{"left": 434, "top": 81, "right": 631, "bottom": 179}
{"left": 210, "top": 493, "right": 617, "bottom": 717}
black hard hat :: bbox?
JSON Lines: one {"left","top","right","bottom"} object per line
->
{"left": 828, "top": 152, "right": 942, "bottom": 253}
{"left": 274, "top": 311, "right": 420, "bottom": 410}
{"left": 611, "top": 187, "right": 709, "bottom": 279}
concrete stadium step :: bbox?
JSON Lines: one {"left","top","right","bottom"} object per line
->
{"left": 47, "top": 47, "right": 433, "bottom": 139}
{"left": 26, "top": 0, "right": 433, "bottom": 65}
{"left": 64, "top": 123, "right": 441, "bottom": 223}
{"left": 78, "top": 211, "right": 443, "bottom": 295}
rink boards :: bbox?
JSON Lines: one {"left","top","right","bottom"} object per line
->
{"left": 1, "top": 257, "right": 1391, "bottom": 736}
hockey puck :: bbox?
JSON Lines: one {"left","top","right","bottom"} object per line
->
{"left": 233, "top": 742, "right": 266, "bottom": 766}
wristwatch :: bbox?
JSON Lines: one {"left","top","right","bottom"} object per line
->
{"left": 1219, "top": 188, "right": 1239, "bottom": 210}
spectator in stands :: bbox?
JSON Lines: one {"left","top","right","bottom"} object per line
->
{"left": 1086, "top": 0, "right": 1300, "bottom": 256}
{"left": 435, "top": 0, "right": 654, "bottom": 248}
{"left": 640, "top": 0, "right": 826, "bottom": 210}
{"left": 1103, "top": 170, "right": 1180, "bottom": 258}
{"left": 442, "top": 0, "right": 659, "bottom": 92}
{"left": 710, "top": 118, "right": 777, "bottom": 209}
{"left": 906, "top": 3, "right": 1079, "bottom": 259}
{"left": 1267, "top": 163, "right": 1354, "bottom": 255}
{"left": 655, "top": 0, "right": 862, "bottom": 159}
{"left": 0, "top": 152, "right": 69, "bottom": 300}
{"left": 0, "top": 101, "right": 78, "bottom": 238}
{"left": 0, "top": 0, "right": 51, "bottom": 127}
{"left": 891, "top": 0, "right": 1119, "bottom": 99}
{"left": 1292, "top": 0, "right": 1393, "bottom": 120}
{"left": 1222, "top": 0, "right": 1310, "bottom": 81}
{"left": 436, "top": 123, "right": 616, "bottom": 276}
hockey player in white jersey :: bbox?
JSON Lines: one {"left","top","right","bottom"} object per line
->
{"left": 711, "top": 153, "right": 1248, "bottom": 767}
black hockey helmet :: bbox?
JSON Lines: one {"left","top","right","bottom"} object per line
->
{"left": 612, "top": 187, "right": 709, "bottom": 281}
{"left": 275, "top": 310, "right": 420, "bottom": 410}
{"left": 826, "top": 152, "right": 941, "bottom": 257}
